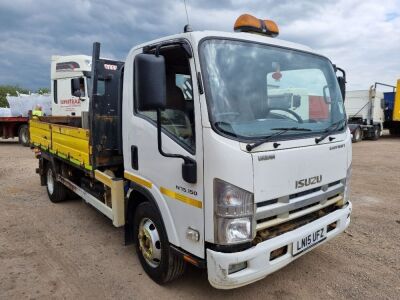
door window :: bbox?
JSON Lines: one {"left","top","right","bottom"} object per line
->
{"left": 71, "top": 77, "right": 86, "bottom": 97}
{"left": 136, "top": 46, "right": 195, "bottom": 153}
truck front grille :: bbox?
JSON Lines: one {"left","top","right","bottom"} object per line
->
{"left": 253, "top": 179, "right": 345, "bottom": 245}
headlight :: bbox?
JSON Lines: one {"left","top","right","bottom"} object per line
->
{"left": 214, "top": 179, "right": 254, "bottom": 244}
{"left": 216, "top": 217, "right": 252, "bottom": 244}
{"left": 344, "top": 164, "right": 352, "bottom": 203}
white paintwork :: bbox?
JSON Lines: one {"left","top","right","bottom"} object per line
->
{"left": 345, "top": 89, "right": 385, "bottom": 129}
{"left": 118, "top": 29, "right": 352, "bottom": 287}
{"left": 123, "top": 41, "right": 205, "bottom": 258}
{"left": 252, "top": 133, "right": 349, "bottom": 202}
{"left": 51, "top": 55, "right": 91, "bottom": 116}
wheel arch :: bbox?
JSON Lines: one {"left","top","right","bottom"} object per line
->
{"left": 40, "top": 152, "right": 58, "bottom": 173}
{"left": 125, "top": 183, "right": 179, "bottom": 247}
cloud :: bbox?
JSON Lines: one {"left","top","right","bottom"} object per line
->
{"left": 0, "top": 0, "right": 399, "bottom": 91}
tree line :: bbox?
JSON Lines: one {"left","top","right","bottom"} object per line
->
{"left": 0, "top": 85, "right": 50, "bottom": 107}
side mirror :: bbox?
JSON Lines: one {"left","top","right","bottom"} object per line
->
{"left": 292, "top": 95, "right": 301, "bottom": 108}
{"left": 136, "top": 52, "right": 196, "bottom": 183}
{"left": 134, "top": 53, "right": 166, "bottom": 111}
{"left": 337, "top": 76, "right": 346, "bottom": 101}
{"left": 72, "top": 78, "right": 81, "bottom": 96}
{"left": 335, "top": 66, "right": 346, "bottom": 102}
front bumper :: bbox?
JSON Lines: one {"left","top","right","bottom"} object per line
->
{"left": 207, "top": 202, "right": 352, "bottom": 289}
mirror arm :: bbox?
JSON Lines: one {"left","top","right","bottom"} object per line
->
{"left": 156, "top": 109, "right": 197, "bottom": 166}
{"left": 156, "top": 109, "right": 197, "bottom": 183}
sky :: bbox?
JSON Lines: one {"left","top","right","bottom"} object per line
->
{"left": 0, "top": 0, "right": 399, "bottom": 91}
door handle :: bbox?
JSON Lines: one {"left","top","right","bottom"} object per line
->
{"left": 131, "top": 145, "right": 138, "bottom": 170}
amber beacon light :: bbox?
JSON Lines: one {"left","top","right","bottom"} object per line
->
{"left": 234, "top": 14, "right": 279, "bottom": 37}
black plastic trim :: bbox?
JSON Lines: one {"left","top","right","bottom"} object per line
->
{"left": 170, "top": 244, "right": 206, "bottom": 268}
{"left": 206, "top": 241, "right": 253, "bottom": 253}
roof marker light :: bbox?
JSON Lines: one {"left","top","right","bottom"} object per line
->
{"left": 234, "top": 14, "right": 279, "bottom": 37}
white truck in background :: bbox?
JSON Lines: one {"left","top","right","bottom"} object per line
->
{"left": 50, "top": 55, "right": 92, "bottom": 116}
{"left": 345, "top": 87, "right": 385, "bottom": 142}
{"left": 30, "top": 14, "right": 352, "bottom": 289}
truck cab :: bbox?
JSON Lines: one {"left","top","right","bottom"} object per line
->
{"left": 123, "top": 27, "right": 351, "bottom": 288}
{"left": 31, "top": 14, "right": 352, "bottom": 289}
{"left": 51, "top": 55, "right": 92, "bottom": 116}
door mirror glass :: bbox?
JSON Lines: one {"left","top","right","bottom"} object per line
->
{"left": 337, "top": 76, "right": 346, "bottom": 101}
{"left": 135, "top": 53, "right": 166, "bottom": 111}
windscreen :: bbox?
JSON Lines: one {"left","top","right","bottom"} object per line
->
{"left": 200, "top": 39, "right": 346, "bottom": 140}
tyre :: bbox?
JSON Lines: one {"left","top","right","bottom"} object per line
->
{"left": 46, "top": 165, "right": 68, "bottom": 203}
{"left": 18, "top": 124, "right": 29, "bottom": 147}
{"left": 352, "top": 127, "right": 362, "bottom": 143}
{"left": 372, "top": 126, "right": 381, "bottom": 141}
{"left": 133, "top": 202, "right": 185, "bottom": 284}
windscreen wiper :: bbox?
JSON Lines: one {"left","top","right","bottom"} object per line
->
{"left": 246, "top": 127, "right": 312, "bottom": 151}
{"left": 315, "top": 119, "right": 346, "bottom": 144}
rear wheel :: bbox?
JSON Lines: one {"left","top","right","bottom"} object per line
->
{"left": 352, "top": 127, "right": 362, "bottom": 143}
{"left": 133, "top": 202, "right": 185, "bottom": 284}
{"left": 46, "top": 166, "right": 68, "bottom": 203}
{"left": 18, "top": 124, "right": 29, "bottom": 147}
{"left": 372, "top": 126, "right": 381, "bottom": 140}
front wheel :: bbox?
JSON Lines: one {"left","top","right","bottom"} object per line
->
{"left": 133, "top": 202, "right": 185, "bottom": 284}
{"left": 46, "top": 166, "right": 68, "bottom": 203}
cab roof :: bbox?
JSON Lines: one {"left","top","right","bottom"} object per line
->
{"left": 130, "top": 30, "right": 319, "bottom": 58}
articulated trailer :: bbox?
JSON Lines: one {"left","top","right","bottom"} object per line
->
{"left": 345, "top": 81, "right": 400, "bottom": 142}
{"left": 30, "top": 14, "right": 352, "bottom": 289}
{"left": 345, "top": 87, "right": 385, "bottom": 142}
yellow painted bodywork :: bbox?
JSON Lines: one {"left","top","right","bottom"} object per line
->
{"left": 393, "top": 79, "right": 400, "bottom": 121}
{"left": 29, "top": 119, "right": 92, "bottom": 170}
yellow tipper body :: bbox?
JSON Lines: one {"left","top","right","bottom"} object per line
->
{"left": 393, "top": 79, "right": 400, "bottom": 121}
{"left": 30, "top": 119, "right": 92, "bottom": 170}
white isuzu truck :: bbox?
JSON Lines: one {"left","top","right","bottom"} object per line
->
{"left": 30, "top": 14, "right": 352, "bottom": 289}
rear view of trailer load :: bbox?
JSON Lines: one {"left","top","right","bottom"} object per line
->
{"left": 0, "top": 94, "right": 51, "bottom": 146}
{"left": 383, "top": 79, "right": 400, "bottom": 135}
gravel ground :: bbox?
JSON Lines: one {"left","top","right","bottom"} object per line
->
{"left": 0, "top": 135, "right": 399, "bottom": 299}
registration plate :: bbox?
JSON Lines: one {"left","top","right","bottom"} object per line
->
{"left": 292, "top": 227, "right": 326, "bottom": 256}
